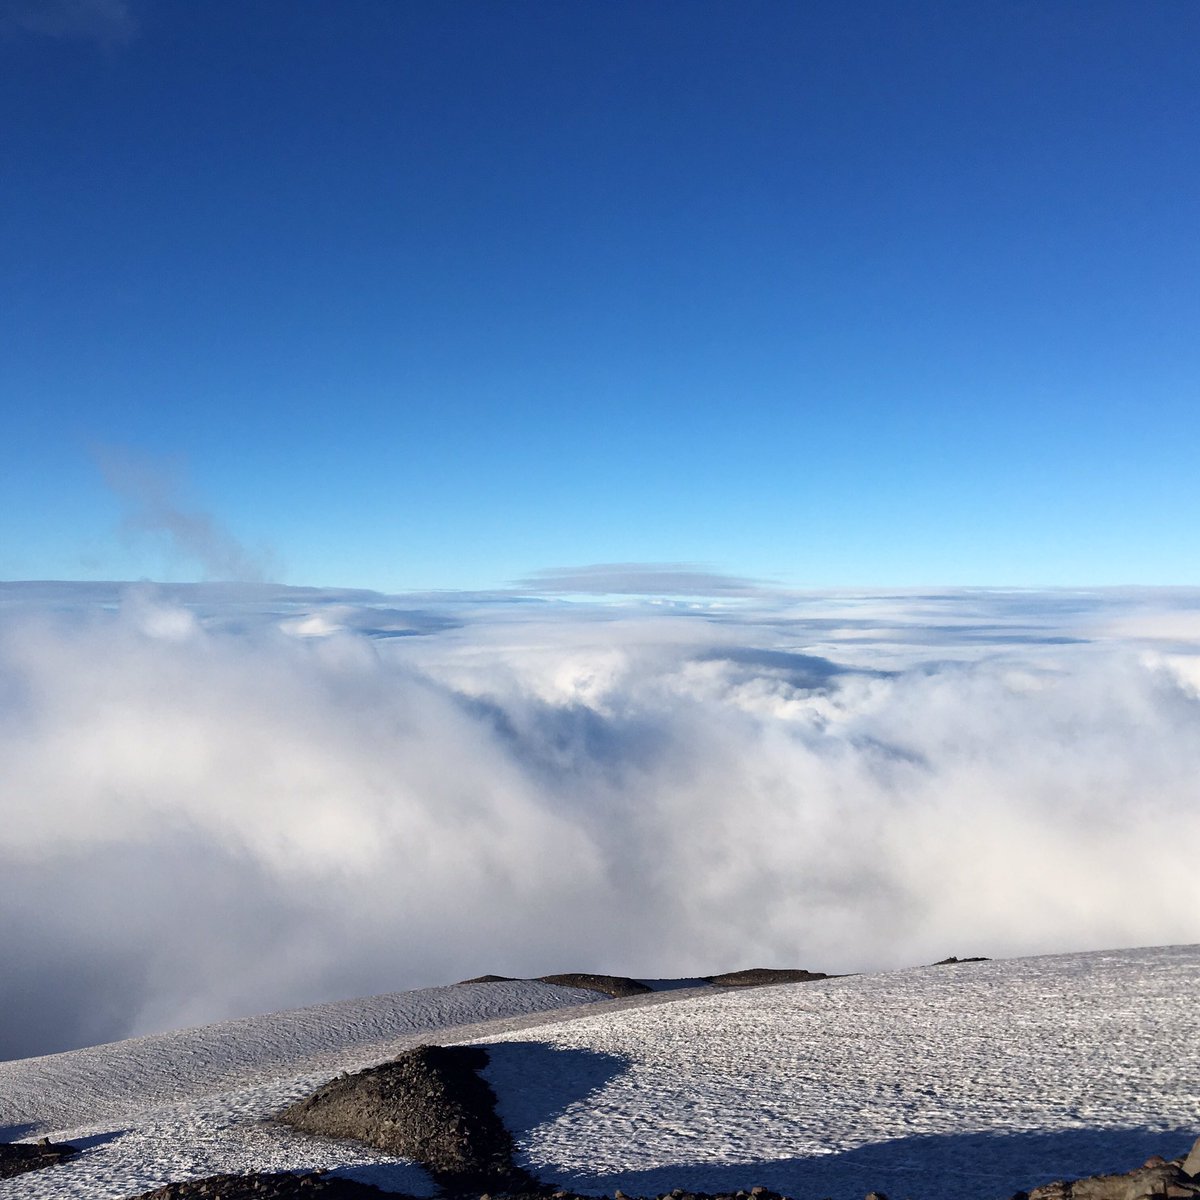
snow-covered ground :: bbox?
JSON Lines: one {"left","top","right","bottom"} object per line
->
{"left": 479, "top": 945, "right": 1200, "bottom": 1200}
{"left": 2, "top": 948, "right": 1197, "bottom": 1200}
{"left": 0, "top": 980, "right": 601, "bottom": 1199}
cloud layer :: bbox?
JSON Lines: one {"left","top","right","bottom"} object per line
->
{"left": 2, "top": 583, "right": 1199, "bottom": 1060}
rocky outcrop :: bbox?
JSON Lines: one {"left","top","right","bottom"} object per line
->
{"left": 705, "top": 968, "right": 828, "bottom": 987}
{"left": 1021, "top": 1139, "right": 1200, "bottom": 1200}
{"left": 536, "top": 974, "right": 652, "bottom": 998}
{"left": 277, "top": 1044, "right": 532, "bottom": 1194}
{"left": 456, "top": 969, "right": 832, "bottom": 994}
{"left": 0, "top": 1137, "right": 79, "bottom": 1180}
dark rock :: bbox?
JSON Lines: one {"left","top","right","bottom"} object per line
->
{"left": 128, "top": 1171, "right": 395, "bottom": 1198}
{"left": 1184, "top": 1136, "right": 1200, "bottom": 1179}
{"left": 277, "top": 1043, "right": 534, "bottom": 1194}
{"left": 456, "top": 975, "right": 516, "bottom": 985}
{"left": 536, "top": 974, "right": 652, "bottom": 998}
{"left": 931, "top": 956, "right": 990, "bottom": 966}
{"left": 0, "top": 1138, "right": 80, "bottom": 1180}
{"left": 705, "top": 968, "right": 828, "bottom": 987}
{"left": 1027, "top": 1155, "right": 1200, "bottom": 1199}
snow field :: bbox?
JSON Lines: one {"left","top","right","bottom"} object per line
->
{"left": 478, "top": 946, "right": 1200, "bottom": 1200}
{"left": 2, "top": 950, "right": 1197, "bottom": 1200}
{"left": 0, "top": 981, "right": 600, "bottom": 1199}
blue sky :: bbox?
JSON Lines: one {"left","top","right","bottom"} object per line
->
{"left": 2, "top": 0, "right": 1198, "bottom": 590}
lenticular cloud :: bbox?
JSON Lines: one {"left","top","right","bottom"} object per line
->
{"left": 1, "top": 583, "right": 1198, "bottom": 1060}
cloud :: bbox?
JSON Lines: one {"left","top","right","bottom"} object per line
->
{"left": 94, "top": 447, "right": 279, "bottom": 583}
{"left": 516, "top": 562, "right": 767, "bottom": 596}
{"left": 1, "top": 584, "right": 1198, "bottom": 1060}
{"left": 1, "top": 0, "right": 137, "bottom": 45}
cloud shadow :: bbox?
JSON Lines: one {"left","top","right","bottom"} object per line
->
{"left": 539, "top": 1126, "right": 1198, "bottom": 1200}
{"left": 482, "top": 1042, "right": 629, "bottom": 1141}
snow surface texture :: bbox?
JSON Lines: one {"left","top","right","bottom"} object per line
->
{"left": 2, "top": 949, "right": 1197, "bottom": 1200}
{"left": 480, "top": 946, "right": 1200, "bottom": 1200}
{"left": 0, "top": 981, "right": 599, "bottom": 1199}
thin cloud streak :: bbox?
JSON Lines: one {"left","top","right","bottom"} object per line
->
{"left": 94, "top": 446, "right": 279, "bottom": 583}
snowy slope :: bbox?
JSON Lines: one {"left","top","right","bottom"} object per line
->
{"left": 479, "top": 945, "right": 1200, "bottom": 1200}
{"left": 0, "top": 980, "right": 600, "bottom": 1199}
{"left": 3, "top": 950, "right": 1197, "bottom": 1200}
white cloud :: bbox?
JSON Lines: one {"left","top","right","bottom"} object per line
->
{"left": 1, "top": 583, "right": 1198, "bottom": 1060}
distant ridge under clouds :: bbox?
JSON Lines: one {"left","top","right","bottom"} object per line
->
{"left": 516, "top": 563, "right": 768, "bottom": 597}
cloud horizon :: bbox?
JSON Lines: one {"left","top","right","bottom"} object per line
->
{"left": 2, "top": 581, "right": 1198, "bottom": 1062}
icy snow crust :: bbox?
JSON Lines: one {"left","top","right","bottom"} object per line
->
{"left": 2, "top": 950, "right": 1197, "bottom": 1200}
{"left": 480, "top": 946, "right": 1200, "bottom": 1200}
{"left": 0, "top": 980, "right": 599, "bottom": 1199}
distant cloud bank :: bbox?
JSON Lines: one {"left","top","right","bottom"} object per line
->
{"left": 1, "top": 581, "right": 1198, "bottom": 1060}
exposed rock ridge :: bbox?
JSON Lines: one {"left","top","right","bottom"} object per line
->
{"left": 457, "top": 970, "right": 830, "bottom": 994}
{"left": 703, "top": 968, "right": 828, "bottom": 987}
{"left": 536, "top": 974, "right": 651, "bottom": 998}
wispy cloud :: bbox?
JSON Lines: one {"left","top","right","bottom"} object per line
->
{"left": 94, "top": 446, "right": 279, "bottom": 583}
{"left": 1, "top": 0, "right": 138, "bottom": 45}
{"left": 517, "top": 562, "right": 767, "bottom": 596}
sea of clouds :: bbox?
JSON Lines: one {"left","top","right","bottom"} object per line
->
{"left": 2, "top": 579, "right": 1199, "bottom": 1061}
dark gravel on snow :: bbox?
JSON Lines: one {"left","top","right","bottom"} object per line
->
{"left": 130, "top": 1172, "right": 391, "bottom": 1198}
{"left": 129, "top": 1177, "right": 804, "bottom": 1200}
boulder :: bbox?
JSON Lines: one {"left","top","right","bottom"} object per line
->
{"left": 1183, "top": 1137, "right": 1200, "bottom": 1180}
{"left": 1027, "top": 1152, "right": 1200, "bottom": 1200}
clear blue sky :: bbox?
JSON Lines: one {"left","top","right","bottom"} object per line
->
{"left": 2, "top": 0, "right": 1197, "bottom": 590}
